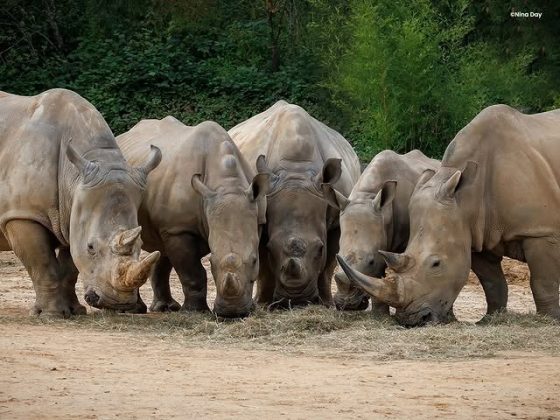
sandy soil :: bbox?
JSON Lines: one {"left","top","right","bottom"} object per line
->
{"left": 1, "top": 251, "right": 559, "bottom": 419}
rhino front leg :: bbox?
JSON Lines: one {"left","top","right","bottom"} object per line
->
{"left": 523, "top": 237, "right": 560, "bottom": 320}
{"left": 5, "top": 220, "right": 79, "bottom": 317}
{"left": 471, "top": 251, "right": 508, "bottom": 316}
{"left": 149, "top": 256, "right": 180, "bottom": 312}
{"left": 164, "top": 233, "right": 210, "bottom": 312}
{"left": 56, "top": 248, "right": 87, "bottom": 315}
{"left": 255, "top": 243, "right": 275, "bottom": 305}
{"left": 318, "top": 228, "right": 340, "bottom": 307}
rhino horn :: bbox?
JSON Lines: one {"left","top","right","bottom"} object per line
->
{"left": 336, "top": 255, "right": 401, "bottom": 307}
{"left": 379, "top": 251, "right": 412, "bottom": 272}
{"left": 121, "top": 251, "right": 160, "bottom": 289}
{"left": 285, "top": 258, "right": 302, "bottom": 277}
{"left": 111, "top": 226, "right": 142, "bottom": 255}
{"left": 222, "top": 272, "right": 240, "bottom": 297}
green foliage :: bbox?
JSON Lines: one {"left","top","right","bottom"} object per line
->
{"left": 1, "top": 0, "right": 559, "bottom": 160}
{"left": 320, "top": 0, "right": 559, "bottom": 159}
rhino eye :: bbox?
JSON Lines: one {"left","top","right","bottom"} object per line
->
{"left": 87, "top": 242, "right": 96, "bottom": 255}
{"left": 431, "top": 260, "right": 441, "bottom": 268}
{"left": 252, "top": 256, "right": 257, "bottom": 266}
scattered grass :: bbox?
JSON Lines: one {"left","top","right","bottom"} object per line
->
{"left": 1, "top": 307, "right": 558, "bottom": 361}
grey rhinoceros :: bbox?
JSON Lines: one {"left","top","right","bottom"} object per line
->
{"left": 229, "top": 101, "right": 360, "bottom": 307}
{"left": 117, "top": 117, "right": 269, "bottom": 317}
{"left": 334, "top": 150, "right": 440, "bottom": 314}
{"left": 0, "top": 89, "right": 162, "bottom": 316}
{"left": 339, "top": 104, "right": 560, "bottom": 326}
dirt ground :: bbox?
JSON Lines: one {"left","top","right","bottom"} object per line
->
{"left": 1, "top": 251, "right": 559, "bottom": 419}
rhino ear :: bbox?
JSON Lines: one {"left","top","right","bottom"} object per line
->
{"left": 66, "top": 142, "right": 95, "bottom": 175}
{"left": 321, "top": 187, "right": 349, "bottom": 211}
{"left": 372, "top": 180, "right": 397, "bottom": 213}
{"left": 247, "top": 173, "right": 270, "bottom": 202}
{"left": 439, "top": 161, "right": 477, "bottom": 199}
{"left": 191, "top": 174, "right": 216, "bottom": 198}
{"left": 255, "top": 155, "right": 279, "bottom": 189}
{"left": 416, "top": 169, "right": 436, "bottom": 190}
{"left": 316, "top": 158, "right": 342, "bottom": 186}
{"left": 138, "top": 145, "right": 162, "bottom": 177}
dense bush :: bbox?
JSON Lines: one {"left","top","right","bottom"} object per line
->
{"left": 1, "top": 0, "right": 559, "bottom": 160}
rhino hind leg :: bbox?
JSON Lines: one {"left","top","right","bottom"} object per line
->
{"left": 164, "top": 233, "right": 210, "bottom": 312}
{"left": 523, "top": 237, "right": 560, "bottom": 320}
{"left": 5, "top": 220, "right": 83, "bottom": 317}
{"left": 149, "top": 256, "right": 180, "bottom": 312}
{"left": 471, "top": 251, "right": 508, "bottom": 319}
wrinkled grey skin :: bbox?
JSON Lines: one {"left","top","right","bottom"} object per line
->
{"left": 339, "top": 104, "right": 560, "bottom": 326}
{"left": 0, "top": 89, "right": 161, "bottom": 316}
{"left": 117, "top": 118, "right": 269, "bottom": 318}
{"left": 335, "top": 150, "right": 439, "bottom": 314}
{"left": 229, "top": 101, "right": 360, "bottom": 307}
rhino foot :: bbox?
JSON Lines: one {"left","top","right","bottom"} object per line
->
{"left": 150, "top": 299, "right": 181, "bottom": 312}
{"left": 121, "top": 300, "right": 148, "bottom": 314}
{"left": 180, "top": 300, "right": 210, "bottom": 312}
{"left": 30, "top": 300, "right": 87, "bottom": 318}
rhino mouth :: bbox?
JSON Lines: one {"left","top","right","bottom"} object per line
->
{"left": 395, "top": 307, "right": 456, "bottom": 327}
{"left": 213, "top": 301, "right": 254, "bottom": 319}
{"left": 83, "top": 287, "right": 138, "bottom": 311}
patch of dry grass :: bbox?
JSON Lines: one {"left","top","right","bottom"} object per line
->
{"left": 1, "top": 307, "right": 558, "bottom": 361}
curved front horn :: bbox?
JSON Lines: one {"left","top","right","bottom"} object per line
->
{"left": 379, "top": 251, "right": 412, "bottom": 272}
{"left": 336, "top": 255, "right": 401, "bottom": 307}
{"left": 121, "top": 251, "right": 160, "bottom": 289}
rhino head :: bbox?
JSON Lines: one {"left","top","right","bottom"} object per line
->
{"left": 262, "top": 157, "right": 343, "bottom": 306}
{"left": 66, "top": 144, "right": 162, "bottom": 311}
{"left": 192, "top": 147, "right": 270, "bottom": 318}
{"left": 337, "top": 164, "right": 477, "bottom": 326}
{"left": 334, "top": 180, "right": 397, "bottom": 311}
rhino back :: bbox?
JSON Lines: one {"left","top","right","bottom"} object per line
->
{"left": 117, "top": 118, "right": 250, "bottom": 241}
{"left": 0, "top": 89, "right": 117, "bottom": 244}
{"left": 441, "top": 105, "right": 560, "bottom": 249}
{"left": 229, "top": 101, "right": 360, "bottom": 196}
{"left": 351, "top": 150, "right": 439, "bottom": 200}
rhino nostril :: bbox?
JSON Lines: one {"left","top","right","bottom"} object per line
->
{"left": 84, "top": 290, "right": 100, "bottom": 306}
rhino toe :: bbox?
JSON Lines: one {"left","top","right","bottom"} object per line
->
{"left": 150, "top": 299, "right": 181, "bottom": 313}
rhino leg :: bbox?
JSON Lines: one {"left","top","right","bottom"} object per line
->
{"left": 56, "top": 248, "right": 87, "bottom": 315}
{"left": 317, "top": 228, "right": 340, "bottom": 307}
{"left": 164, "top": 233, "right": 210, "bottom": 312}
{"left": 122, "top": 290, "right": 148, "bottom": 314}
{"left": 5, "top": 220, "right": 82, "bottom": 317}
{"left": 255, "top": 243, "right": 275, "bottom": 305}
{"left": 149, "top": 256, "right": 180, "bottom": 312}
{"left": 523, "top": 237, "right": 560, "bottom": 320}
{"left": 471, "top": 251, "right": 508, "bottom": 316}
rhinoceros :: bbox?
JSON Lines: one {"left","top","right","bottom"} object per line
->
{"left": 117, "top": 117, "right": 269, "bottom": 317}
{"left": 334, "top": 150, "right": 440, "bottom": 314}
{"left": 338, "top": 104, "right": 560, "bottom": 326}
{"left": 229, "top": 101, "right": 360, "bottom": 307}
{"left": 0, "top": 89, "right": 162, "bottom": 316}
